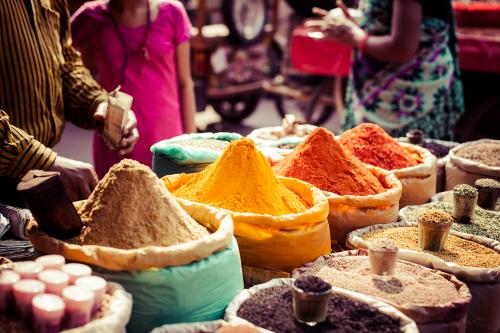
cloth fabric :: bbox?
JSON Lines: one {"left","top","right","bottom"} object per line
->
{"left": 0, "top": 0, "right": 107, "bottom": 179}
{"left": 71, "top": 0, "right": 192, "bottom": 177}
{"left": 343, "top": 0, "right": 464, "bottom": 140}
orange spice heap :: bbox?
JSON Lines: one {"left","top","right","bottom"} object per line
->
{"left": 274, "top": 128, "right": 385, "bottom": 196}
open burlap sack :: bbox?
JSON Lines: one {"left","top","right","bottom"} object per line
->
{"left": 346, "top": 222, "right": 500, "bottom": 333}
{"left": 393, "top": 143, "right": 437, "bottom": 208}
{"left": 292, "top": 249, "right": 471, "bottom": 333}
{"left": 224, "top": 278, "right": 418, "bottom": 333}
{"left": 325, "top": 165, "right": 402, "bottom": 244}
{"left": 163, "top": 175, "right": 331, "bottom": 274}
{"left": 445, "top": 139, "right": 500, "bottom": 191}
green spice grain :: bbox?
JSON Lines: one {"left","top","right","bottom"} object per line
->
{"left": 453, "top": 184, "right": 478, "bottom": 196}
{"left": 402, "top": 202, "right": 500, "bottom": 241}
{"left": 475, "top": 178, "right": 500, "bottom": 190}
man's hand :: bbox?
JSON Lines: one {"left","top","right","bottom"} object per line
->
{"left": 93, "top": 102, "right": 139, "bottom": 156}
{"left": 48, "top": 156, "right": 98, "bottom": 201}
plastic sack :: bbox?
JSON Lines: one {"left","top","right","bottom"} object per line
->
{"left": 163, "top": 174, "right": 331, "bottom": 274}
{"left": 445, "top": 139, "right": 500, "bottom": 191}
{"left": 393, "top": 143, "right": 437, "bottom": 208}
{"left": 150, "top": 132, "right": 241, "bottom": 177}
{"left": 325, "top": 165, "right": 402, "bottom": 244}
{"left": 224, "top": 278, "right": 418, "bottom": 333}
{"left": 29, "top": 202, "right": 234, "bottom": 271}
{"left": 152, "top": 320, "right": 263, "bottom": 333}
{"left": 346, "top": 222, "right": 500, "bottom": 333}
{"left": 292, "top": 249, "right": 471, "bottom": 333}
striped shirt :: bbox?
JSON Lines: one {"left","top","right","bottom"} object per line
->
{"left": 0, "top": 0, "right": 107, "bottom": 179}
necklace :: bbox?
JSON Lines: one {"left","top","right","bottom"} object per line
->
{"left": 109, "top": 0, "right": 152, "bottom": 85}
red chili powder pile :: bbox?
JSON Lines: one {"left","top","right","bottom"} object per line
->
{"left": 339, "top": 123, "right": 420, "bottom": 170}
{"left": 274, "top": 128, "right": 385, "bottom": 196}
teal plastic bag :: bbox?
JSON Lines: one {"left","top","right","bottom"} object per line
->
{"left": 94, "top": 239, "right": 243, "bottom": 333}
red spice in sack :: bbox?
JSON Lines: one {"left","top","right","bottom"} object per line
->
{"left": 339, "top": 123, "right": 420, "bottom": 170}
{"left": 274, "top": 128, "right": 385, "bottom": 196}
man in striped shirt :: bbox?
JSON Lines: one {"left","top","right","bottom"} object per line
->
{"left": 0, "top": 0, "right": 138, "bottom": 204}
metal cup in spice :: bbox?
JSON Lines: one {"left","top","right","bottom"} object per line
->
{"left": 292, "top": 275, "right": 332, "bottom": 326}
{"left": 418, "top": 209, "right": 454, "bottom": 251}
{"left": 453, "top": 184, "right": 478, "bottom": 223}
{"left": 406, "top": 129, "right": 424, "bottom": 146}
{"left": 475, "top": 178, "right": 499, "bottom": 211}
{"left": 368, "top": 239, "right": 399, "bottom": 276}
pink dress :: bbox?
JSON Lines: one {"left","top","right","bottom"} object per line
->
{"left": 71, "top": 0, "right": 191, "bottom": 178}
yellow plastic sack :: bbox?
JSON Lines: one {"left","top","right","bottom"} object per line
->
{"left": 163, "top": 174, "right": 331, "bottom": 273}
{"left": 325, "top": 165, "right": 402, "bottom": 244}
{"left": 393, "top": 143, "right": 437, "bottom": 208}
{"left": 28, "top": 201, "right": 234, "bottom": 271}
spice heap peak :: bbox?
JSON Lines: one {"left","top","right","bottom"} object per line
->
{"left": 76, "top": 159, "right": 209, "bottom": 249}
{"left": 274, "top": 127, "right": 385, "bottom": 196}
{"left": 339, "top": 123, "right": 420, "bottom": 170}
{"left": 173, "top": 138, "right": 307, "bottom": 215}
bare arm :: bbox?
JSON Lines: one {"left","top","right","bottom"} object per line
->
{"left": 176, "top": 41, "right": 196, "bottom": 134}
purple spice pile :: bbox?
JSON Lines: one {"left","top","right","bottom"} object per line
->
{"left": 423, "top": 142, "right": 451, "bottom": 158}
{"left": 294, "top": 275, "right": 331, "bottom": 293}
{"left": 237, "top": 285, "right": 401, "bottom": 333}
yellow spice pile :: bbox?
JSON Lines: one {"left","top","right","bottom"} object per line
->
{"left": 76, "top": 159, "right": 209, "bottom": 249}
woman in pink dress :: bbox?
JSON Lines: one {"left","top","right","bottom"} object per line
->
{"left": 71, "top": 0, "right": 196, "bottom": 177}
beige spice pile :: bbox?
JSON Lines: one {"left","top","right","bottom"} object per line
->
{"left": 74, "top": 159, "right": 209, "bottom": 249}
{"left": 363, "top": 227, "right": 500, "bottom": 268}
{"left": 418, "top": 209, "right": 453, "bottom": 225}
{"left": 306, "top": 256, "right": 461, "bottom": 307}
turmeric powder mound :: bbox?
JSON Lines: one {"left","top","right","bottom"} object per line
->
{"left": 274, "top": 128, "right": 385, "bottom": 196}
{"left": 339, "top": 123, "right": 420, "bottom": 170}
{"left": 173, "top": 139, "right": 307, "bottom": 215}
{"left": 75, "top": 159, "right": 209, "bottom": 249}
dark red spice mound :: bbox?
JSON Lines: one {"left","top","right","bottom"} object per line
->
{"left": 274, "top": 128, "right": 385, "bottom": 196}
{"left": 339, "top": 123, "right": 420, "bottom": 170}
{"left": 237, "top": 285, "right": 402, "bottom": 333}
{"left": 294, "top": 275, "right": 331, "bottom": 293}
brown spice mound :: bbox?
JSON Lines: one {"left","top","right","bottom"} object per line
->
{"left": 455, "top": 142, "right": 500, "bottom": 167}
{"left": 363, "top": 227, "right": 500, "bottom": 268}
{"left": 75, "top": 159, "right": 209, "bottom": 249}
{"left": 305, "top": 256, "right": 462, "bottom": 307}
{"left": 418, "top": 209, "right": 454, "bottom": 225}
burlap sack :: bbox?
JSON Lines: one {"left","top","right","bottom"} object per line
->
{"left": 224, "top": 278, "right": 418, "bottom": 333}
{"left": 393, "top": 143, "right": 437, "bottom": 208}
{"left": 346, "top": 222, "right": 500, "bottom": 333}
{"left": 292, "top": 249, "right": 471, "bottom": 333}
{"left": 325, "top": 165, "right": 402, "bottom": 244}
{"left": 152, "top": 320, "right": 263, "bottom": 333}
{"left": 163, "top": 175, "right": 331, "bottom": 273}
{"left": 247, "top": 125, "right": 316, "bottom": 146}
{"left": 445, "top": 139, "right": 500, "bottom": 191}
{"left": 28, "top": 201, "right": 233, "bottom": 271}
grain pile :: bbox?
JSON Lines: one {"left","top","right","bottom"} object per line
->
{"left": 305, "top": 256, "right": 462, "bottom": 307}
{"left": 363, "top": 227, "right": 500, "bottom": 268}
{"left": 75, "top": 159, "right": 209, "bottom": 249}
{"left": 456, "top": 142, "right": 500, "bottom": 167}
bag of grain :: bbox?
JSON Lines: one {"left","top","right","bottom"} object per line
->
{"left": 224, "top": 278, "right": 418, "bottom": 332}
{"left": 292, "top": 249, "right": 471, "bottom": 333}
{"left": 152, "top": 320, "right": 263, "bottom": 333}
{"left": 346, "top": 222, "right": 500, "bottom": 333}
{"left": 445, "top": 139, "right": 500, "bottom": 190}
{"left": 151, "top": 132, "right": 241, "bottom": 177}
{"left": 29, "top": 160, "right": 244, "bottom": 333}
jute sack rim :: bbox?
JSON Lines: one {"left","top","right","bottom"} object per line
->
{"left": 224, "top": 278, "right": 419, "bottom": 333}
{"left": 392, "top": 143, "right": 437, "bottom": 178}
{"left": 397, "top": 138, "right": 458, "bottom": 168}
{"left": 62, "top": 282, "right": 132, "bottom": 333}
{"left": 291, "top": 249, "right": 471, "bottom": 324}
{"left": 323, "top": 165, "right": 402, "bottom": 207}
{"left": 28, "top": 201, "right": 234, "bottom": 271}
{"left": 448, "top": 139, "right": 500, "bottom": 177}
{"left": 163, "top": 175, "right": 329, "bottom": 230}
{"left": 346, "top": 221, "right": 500, "bottom": 283}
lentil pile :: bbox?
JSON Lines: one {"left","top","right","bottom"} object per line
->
{"left": 173, "top": 139, "right": 307, "bottom": 215}
{"left": 403, "top": 202, "right": 500, "bottom": 241}
{"left": 74, "top": 159, "right": 209, "bottom": 249}
{"left": 274, "top": 128, "right": 385, "bottom": 196}
{"left": 302, "top": 256, "right": 462, "bottom": 307}
{"left": 167, "top": 139, "right": 229, "bottom": 152}
{"left": 363, "top": 227, "right": 500, "bottom": 268}
{"left": 339, "top": 123, "right": 420, "bottom": 170}
{"left": 237, "top": 285, "right": 401, "bottom": 333}
{"left": 455, "top": 142, "right": 500, "bottom": 167}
